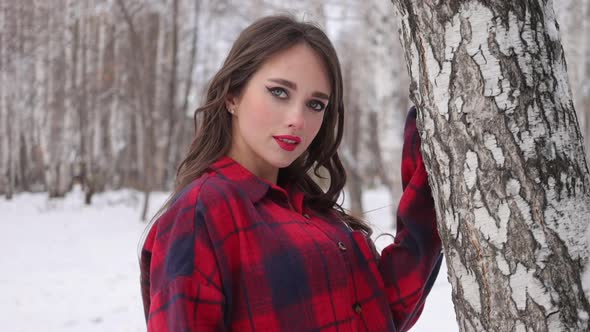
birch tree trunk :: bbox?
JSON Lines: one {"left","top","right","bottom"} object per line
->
{"left": 170, "top": 0, "right": 200, "bottom": 186}
{"left": 0, "top": 0, "right": 8, "bottom": 197}
{"left": 391, "top": 1, "right": 590, "bottom": 331}
{"left": 339, "top": 30, "right": 364, "bottom": 217}
{"left": 584, "top": 0, "right": 590, "bottom": 161}
{"left": 163, "top": 0, "right": 179, "bottom": 188}
{"left": 343, "top": 104, "right": 363, "bottom": 217}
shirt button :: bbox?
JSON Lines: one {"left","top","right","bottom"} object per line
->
{"left": 303, "top": 213, "right": 311, "bottom": 219}
{"left": 352, "top": 302, "right": 362, "bottom": 314}
{"left": 337, "top": 241, "right": 347, "bottom": 251}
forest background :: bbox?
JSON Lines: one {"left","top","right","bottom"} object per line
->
{"left": 1, "top": 0, "right": 588, "bottom": 223}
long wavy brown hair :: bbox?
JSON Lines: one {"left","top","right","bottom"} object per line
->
{"left": 140, "top": 15, "right": 371, "bottom": 252}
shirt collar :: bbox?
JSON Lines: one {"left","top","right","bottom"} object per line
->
{"left": 208, "top": 156, "right": 305, "bottom": 210}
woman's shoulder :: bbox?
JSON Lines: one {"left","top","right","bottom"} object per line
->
{"left": 149, "top": 173, "right": 236, "bottom": 239}
{"left": 169, "top": 171, "right": 243, "bottom": 211}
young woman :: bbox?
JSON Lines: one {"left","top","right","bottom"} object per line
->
{"left": 139, "top": 15, "right": 442, "bottom": 332}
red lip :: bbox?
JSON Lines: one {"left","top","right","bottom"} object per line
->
{"left": 273, "top": 135, "right": 301, "bottom": 151}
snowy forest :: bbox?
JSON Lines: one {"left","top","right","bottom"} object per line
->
{"left": 0, "top": 0, "right": 408, "bottom": 223}
{"left": 1, "top": 0, "right": 588, "bottom": 222}
{"left": 2, "top": 0, "right": 590, "bottom": 331}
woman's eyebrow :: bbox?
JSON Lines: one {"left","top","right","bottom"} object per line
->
{"left": 268, "top": 78, "right": 330, "bottom": 100}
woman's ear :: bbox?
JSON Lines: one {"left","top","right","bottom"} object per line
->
{"left": 226, "top": 94, "right": 239, "bottom": 114}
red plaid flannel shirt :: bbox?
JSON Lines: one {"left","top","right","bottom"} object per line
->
{"left": 140, "top": 107, "right": 442, "bottom": 331}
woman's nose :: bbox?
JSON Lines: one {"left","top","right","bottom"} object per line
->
{"left": 287, "top": 105, "right": 305, "bottom": 129}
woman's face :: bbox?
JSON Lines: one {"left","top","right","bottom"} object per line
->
{"left": 227, "top": 42, "right": 331, "bottom": 184}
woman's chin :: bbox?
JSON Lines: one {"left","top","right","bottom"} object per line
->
{"left": 273, "top": 159, "right": 295, "bottom": 169}
{"left": 269, "top": 154, "right": 299, "bottom": 169}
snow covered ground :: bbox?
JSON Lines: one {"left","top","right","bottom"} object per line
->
{"left": 1, "top": 187, "right": 458, "bottom": 332}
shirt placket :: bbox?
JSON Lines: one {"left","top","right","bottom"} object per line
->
{"left": 298, "top": 208, "right": 365, "bottom": 322}
{"left": 274, "top": 187, "right": 366, "bottom": 323}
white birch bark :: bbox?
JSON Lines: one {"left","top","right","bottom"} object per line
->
{"left": 153, "top": 11, "right": 167, "bottom": 188}
{"left": 38, "top": 0, "right": 54, "bottom": 196}
{"left": 55, "top": 0, "right": 79, "bottom": 197}
{"left": 11, "top": 0, "right": 28, "bottom": 197}
{"left": 32, "top": 0, "right": 48, "bottom": 188}
{"left": 0, "top": 0, "right": 7, "bottom": 196}
{"left": 109, "top": 18, "right": 126, "bottom": 188}
{"left": 94, "top": 6, "right": 107, "bottom": 178}
{"left": 584, "top": 0, "right": 590, "bottom": 161}
{"left": 391, "top": 1, "right": 590, "bottom": 331}
{"left": 168, "top": 0, "right": 200, "bottom": 187}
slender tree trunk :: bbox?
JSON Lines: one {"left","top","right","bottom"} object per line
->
{"left": 11, "top": 0, "right": 27, "bottom": 197}
{"left": 6, "top": 107, "right": 14, "bottom": 199}
{"left": 341, "top": 52, "right": 364, "bottom": 217}
{"left": 171, "top": 0, "right": 200, "bottom": 187}
{"left": 367, "top": 111, "right": 397, "bottom": 224}
{"left": 346, "top": 105, "right": 363, "bottom": 216}
{"left": 79, "top": 6, "right": 91, "bottom": 202}
{"left": 163, "top": 0, "right": 179, "bottom": 188}
{"left": 391, "top": 1, "right": 590, "bottom": 331}
{"left": 0, "top": 1, "right": 7, "bottom": 197}
{"left": 108, "top": 19, "right": 122, "bottom": 189}
{"left": 85, "top": 3, "right": 98, "bottom": 202}
{"left": 116, "top": 0, "right": 154, "bottom": 221}
{"left": 142, "top": 12, "right": 160, "bottom": 221}
{"left": 584, "top": 0, "right": 590, "bottom": 160}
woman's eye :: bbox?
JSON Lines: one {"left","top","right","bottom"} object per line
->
{"left": 308, "top": 100, "right": 326, "bottom": 112}
{"left": 267, "top": 87, "right": 288, "bottom": 98}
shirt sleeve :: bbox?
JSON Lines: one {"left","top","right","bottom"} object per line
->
{"left": 145, "top": 191, "right": 226, "bottom": 332}
{"left": 379, "top": 106, "right": 443, "bottom": 332}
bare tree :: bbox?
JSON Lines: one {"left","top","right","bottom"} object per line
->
{"left": 335, "top": 0, "right": 406, "bottom": 225}
{"left": 392, "top": 1, "right": 590, "bottom": 331}
{"left": 0, "top": 0, "right": 9, "bottom": 198}
{"left": 340, "top": 46, "right": 364, "bottom": 216}
{"left": 584, "top": 0, "right": 590, "bottom": 160}
{"left": 115, "top": 0, "right": 158, "bottom": 220}
{"left": 168, "top": 0, "right": 200, "bottom": 187}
